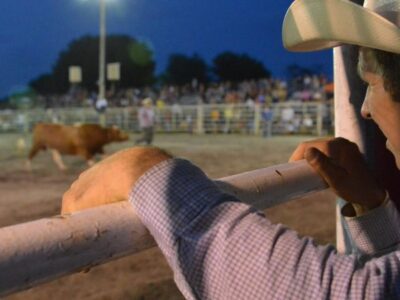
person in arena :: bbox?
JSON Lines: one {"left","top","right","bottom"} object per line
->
{"left": 62, "top": 0, "right": 400, "bottom": 298}
{"left": 135, "top": 97, "right": 155, "bottom": 145}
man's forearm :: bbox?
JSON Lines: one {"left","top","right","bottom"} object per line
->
{"left": 129, "top": 158, "right": 400, "bottom": 299}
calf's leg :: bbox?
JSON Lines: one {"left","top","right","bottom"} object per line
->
{"left": 78, "top": 149, "right": 96, "bottom": 167}
{"left": 51, "top": 149, "right": 68, "bottom": 170}
{"left": 26, "top": 143, "right": 43, "bottom": 171}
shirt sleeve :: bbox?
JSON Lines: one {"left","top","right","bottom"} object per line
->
{"left": 129, "top": 158, "right": 400, "bottom": 300}
{"left": 343, "top": 198, "right": 400, "bottom": 259}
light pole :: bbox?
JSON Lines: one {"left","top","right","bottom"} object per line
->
{"left": 98, "top": 0, "right": 106, "bottom": 100}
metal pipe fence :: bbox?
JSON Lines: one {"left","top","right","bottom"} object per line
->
{"left": 0, "top": 101, "right": 333, "bottom": 136}
{"left": 0, "top": 160, "right": 327, "bottom": 296}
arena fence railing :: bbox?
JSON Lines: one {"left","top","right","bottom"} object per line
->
{"left": 0, "top": 101, "right": 333, "bottom": 136}
{"left": 0, "top": 160, "right": 327, "bottom": 296}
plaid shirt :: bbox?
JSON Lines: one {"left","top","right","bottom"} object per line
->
{"left": 129, "top": 159, "right": 400, "bottom": 300}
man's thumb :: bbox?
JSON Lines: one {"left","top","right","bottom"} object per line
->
{"left": 304, "top": 147, "right": 346, "bottom": 189}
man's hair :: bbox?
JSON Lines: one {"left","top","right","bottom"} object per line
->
{"left": 358, "top": 47, "right": 400, "bottom": 102}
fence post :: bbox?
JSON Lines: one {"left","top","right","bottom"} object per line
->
{"left": 196, "top": 104, "right": 204, "bottom": 134}
{"left": 123, "top": 108, "right": 129, "bottom": 131}
{"left": 24, "top": 111, "right": 31, "bottom": 133}
{"left": 316, "top": 102, "right": 323, "bottom": 136}
{"left": 253, "top": 103, "right": 261, "bottom": 135}
{"left": 334, "top": 43, "right": 370, "bottom": 253}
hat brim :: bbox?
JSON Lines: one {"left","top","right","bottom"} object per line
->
{"left": 282, "top": 0, "right": 400, "bottom": 54}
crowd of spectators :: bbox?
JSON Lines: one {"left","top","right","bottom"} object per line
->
{"left": 0, "top": 75, "right": 334, "bottom": 135}
{"left": 37, "top": 75, "right": 333, "bottom": 109}
{"left": 0, "top": 75, "right": 334, "bottom": 134}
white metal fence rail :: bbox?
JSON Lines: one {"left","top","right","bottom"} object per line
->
{"left": 0, "top": 160, "right": 327, "bottom": 296}
{"left": 0, "top": 102, "right": 333, "bottom": 136}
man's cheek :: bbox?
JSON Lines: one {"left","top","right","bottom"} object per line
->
{"left": 386, "top": 140, "right": 400, "bottom": 170}
{"left": 393, "top": 153, "right": 400, "bottom": 170}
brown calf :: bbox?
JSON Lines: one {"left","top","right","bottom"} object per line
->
{"left": 28, "top": 123, "right": 129, "bottom": 170}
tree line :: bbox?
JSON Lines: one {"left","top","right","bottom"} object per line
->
{"left": 30, "top": 34, "right": 271, "bottom": 95}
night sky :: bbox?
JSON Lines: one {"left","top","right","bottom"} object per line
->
{"left": 0, "top": 0, "right": 332, "bottom": 97}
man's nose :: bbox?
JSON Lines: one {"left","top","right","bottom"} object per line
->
{"left": 361, "top": 99, "right": 372, "bottom": 119}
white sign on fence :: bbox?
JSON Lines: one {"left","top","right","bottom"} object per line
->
{"left": 68, "top": 66, "right": 82, "bottom": 83}
{"left": 107, "top": 62, "right": 120, "bottom": 81}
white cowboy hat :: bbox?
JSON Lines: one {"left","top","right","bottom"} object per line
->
{"left": 282, "top": 0, "right": 400, "bottom": 54}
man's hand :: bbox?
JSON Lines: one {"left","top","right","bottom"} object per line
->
{"left": 61, "top": 147, "right": 172, "bottom": 214}
{"left": 290, "top": 138, "right": 386, "bottom": 214}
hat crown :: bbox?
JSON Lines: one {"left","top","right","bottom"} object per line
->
{"left": 282, "top": 0, "right": 400, "bottom": 55}
{"left": 365, "top": 0, "right": 400, "bottom": 26}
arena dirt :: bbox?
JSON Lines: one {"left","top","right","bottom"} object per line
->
{"left": 0, "top": 133, "right": 335, "bottom": 300}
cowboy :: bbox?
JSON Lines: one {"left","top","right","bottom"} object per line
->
{"left": 62, "top": 0, "right": 400, "bottom": 298}
{"left": 135, "top": 97, "right": 155, "bottom": 145}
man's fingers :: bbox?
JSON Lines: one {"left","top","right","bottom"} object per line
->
{"left": 61, "top": 191, "right": 74, "bottom": 214}
{"left": 289, "top": 139, "right": 332, "bottom": 162}
{"left": 289, "top": 144, "right": 306, "bottom": 162}
{"left": 305, "top": 147, "right": 347, "bottom": 189}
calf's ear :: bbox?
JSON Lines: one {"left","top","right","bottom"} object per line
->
{"left": 111, "top": 125, "right": 119, "bottom": 130}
